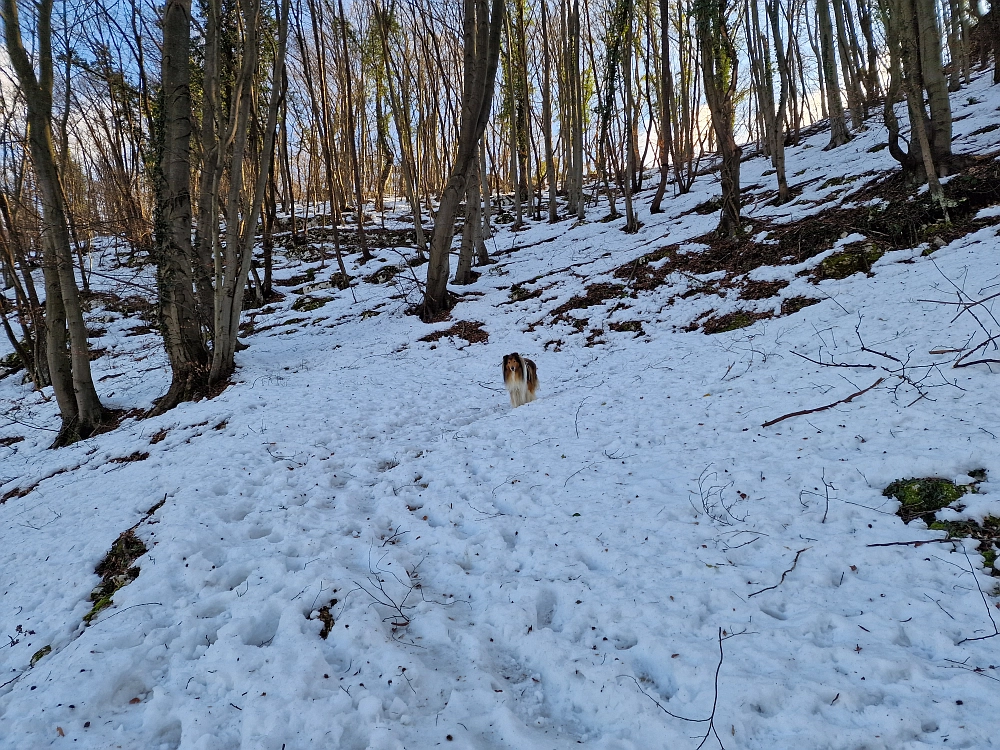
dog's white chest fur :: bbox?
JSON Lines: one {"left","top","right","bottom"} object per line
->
{"left": 505, "top": 375, "right": 535, "bottom": 407}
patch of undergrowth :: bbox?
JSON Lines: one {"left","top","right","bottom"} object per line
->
{"left": 609, "top": 320, "right": 645, "bottom": 336}
{"left": 886, "top": 472, "right": 999, "bottom": 574}
{"left": 702, "top": 309, "right": 773, "bottom": 334}
{"left": 292, "top": 295, "right": 332, "bottom": 312}
{"left": 885, "top": 477, "right": 974, "bottom": 523}
{"left": 30, "top": 645, "right": 51, "bottom": 667}
{"left": 363, "top": 265, "right": 401, "bottom": 285}
{"left": 609, "top": 157, "right": 1000, "bottom": 308}
{"left": 308, "top": 598, "right": 339, "bottom": 639}
{"left": 84, "top": 527, "right": 149, "bottom": 625}
{"left": 812, "top": 242, "right": 885, "bottom": 281}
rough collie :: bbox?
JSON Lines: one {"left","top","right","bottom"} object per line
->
{"left": 502, "top": 353, "right": 538, "bottom": 407}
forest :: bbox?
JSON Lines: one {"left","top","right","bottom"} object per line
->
{"left": 0, "top": 0, "right": 996, "bottom": 442}
{"left": 2, "top": 0, "right": 1000, "bottom": 747}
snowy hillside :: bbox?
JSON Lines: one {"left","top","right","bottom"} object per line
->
{"left": 2, "top": 74, "right": 1000, "bottom": 749}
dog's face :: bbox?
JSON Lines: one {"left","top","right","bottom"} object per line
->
{"left": 503, "top": 354, "right": 523, "bottom": 380}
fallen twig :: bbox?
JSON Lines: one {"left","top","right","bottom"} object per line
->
{"left": 762, "top": 378, "right": 884, "bottom": 428}
{"left": 749, "top": 548, "right": 809, "bottom": 597}
{"left": 866, "top": 539, "right": 961, "bottom": 547}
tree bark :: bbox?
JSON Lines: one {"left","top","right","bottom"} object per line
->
{"left": 697, "top": 0, "right": 742, "bottom": 237}
{"left": 2, "top": 0, "right": 105, "bottom": 443}
{"left": 422, "top": 0, "right": 504, "bottom": 321}
{"left": 151, "top": 0, "right": 211, "bottom": 416}
{"left": 817, "top": 0, "right": 852, "bottom": 148}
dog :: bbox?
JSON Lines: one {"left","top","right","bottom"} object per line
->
{"left": 502, "top": 353, "right": 538, "bottom": 407}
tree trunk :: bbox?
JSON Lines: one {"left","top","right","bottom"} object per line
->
{"left": 210, "top": 0, "right": 289, "bottom": 382}
{"left": 455, "top": 157, "right": 482, "bottom": 284}
{"left": 540, "top": 0, "right": 558, "bottom": 222}
{"left": 697, "top": 0, "right": 742, "bottom": 237}
{"left": 422, "top": 0, "right": 504, "bottom": 321}
{"left": 817, "top": 0, "right": 852, "bottom": 148}
{"left": 3, "top": 0, "right": 105, "bottom": 444}
{"left": 151, "top": 0, "right": 212, "bottom": 416}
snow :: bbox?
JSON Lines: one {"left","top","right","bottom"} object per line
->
{"left": 2, "top": 72, "right": 1000, "bottom": 749}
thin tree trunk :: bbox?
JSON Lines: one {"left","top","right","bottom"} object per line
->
{"left": 2, "top": 0, "right": 104, "bottom": 443}
{"left": 422, "top": 0, "right": 504, "bottom": 320}
{"left": 817, "top": 0, "right": 852, "bottom": 148}
{"left": 151, "top": 0, "right": 211, "bottom": 415}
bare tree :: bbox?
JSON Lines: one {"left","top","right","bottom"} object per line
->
{"left": 422, "top": 0, "right": 504, "bottom": 320}
{"left": 2, "top": 0, "right": 106, "bottom": 444}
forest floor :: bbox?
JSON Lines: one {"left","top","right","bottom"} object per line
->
{"left": 2, "top": 74, "right": 1000, "bottom": 749}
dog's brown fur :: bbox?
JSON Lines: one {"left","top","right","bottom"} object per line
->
{"left": 502, "top": 353, "right": 538, "bottom": 407}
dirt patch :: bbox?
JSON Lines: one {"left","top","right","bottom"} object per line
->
{"left": 364, "top": 265, "right": 401, "bottom": 285}
{"left": 741, "top": 279, "right": 789, "bottom": 300}
{"left": 308, "top": 598, "right": 339, "bottom": 639}
{"left": 781, "top": 296, "right": 821, "bottom": 315}
{"left": 81, "top": 291, "right": 156, "bottom": 323}
{"left": 149, "top": 429, "right": 168, "bottom": 445}
{"left": 0, "top": 436, "right": 25, "bottom": 447}
{"left": 419, "top": 320, "right": 489, "bottom": 345}
{"left": 508, "top": 283, "right": 543, "bottom": 303}
{"left": 609, "top": 320, "right": 645, "bottom": 336}
{"left": 109, "top": 451, "right": 150, "bottom": 464}
{"left": 550, "top": 283, "right": 626, "bottom": 324}
{"left": 613, "top": 245, "right": 679, "bottom": 292}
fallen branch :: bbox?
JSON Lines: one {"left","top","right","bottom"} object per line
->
{"left": 866, "top": 539, "right": 959, "bottom": 547}
{"left": 749, "top": 548, "right": 809, "bottom": 597}
{"left": 790, "top": 350, "right": 876, "bottom": 369}
{"left": 762, "top": 378, "right": 884, "bottom": 428}
{"left": 619, "top": 627, "right": 740, "bottom": 750}
{"left": 958, "top": 547, "right": 1000, "bottom": 645}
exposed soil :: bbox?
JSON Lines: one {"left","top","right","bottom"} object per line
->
{"left": 419, "top": 320, "right": 489, "bottom": 345}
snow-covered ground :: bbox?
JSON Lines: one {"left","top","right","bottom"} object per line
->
{"left": 2, "top": 74, "right": 1000, "bottom": 749}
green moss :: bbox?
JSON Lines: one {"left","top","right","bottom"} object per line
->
{"left": 982, "top": 547, "right": 997, "bottom": 570}
{"left": 291, "top": 295, "right": 332, "bottom": 312}
{"left": 816, "top": 244, "right": 884, "bottom": 280}
{"left": 30, "top": 645, "right": 51, "bottom": 667}
{"left": 884, "top": 477, "right": 969, "bottom": 514}
{"left": 84, "top": 596, "right": 113, "bottom": 625}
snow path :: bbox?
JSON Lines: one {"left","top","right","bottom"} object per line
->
{"left": 2, "top": 74, "right": 1000, "bottom": 749}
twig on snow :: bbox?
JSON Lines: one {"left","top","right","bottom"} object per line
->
{"left": 958, "top": 547, "right": 1000, "bottom": 645}
{"left": 619, "top": 627, "right": 744, "bottom": 750}
{"left": 748, "top": 548, "right": 809, "bottom": 597}
{"left": 762, "top": 378, "right": 884, "bottom": 428}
